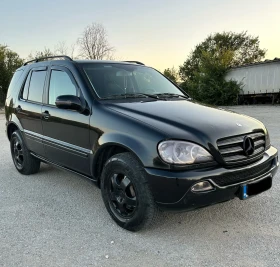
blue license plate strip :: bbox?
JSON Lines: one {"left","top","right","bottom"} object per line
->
{"left": 241, "top": 184, "right": 248, "bottom": 200}
{"left": 239, "top": 176, "right": 272, "bottom": 200}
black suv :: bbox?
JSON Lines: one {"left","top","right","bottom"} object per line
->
{"left": 5, "top": 56, "right": 279, "bottom": 231}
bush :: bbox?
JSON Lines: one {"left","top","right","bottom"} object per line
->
{"left": 179, "top": 31, "right": 265, "bottom": 105}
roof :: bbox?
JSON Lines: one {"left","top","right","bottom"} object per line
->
{"left": 75, "top": 59, "right": 122, "bottom": 64}
{"left": 230, "top": 57, "right": 280, "bottom": 70}
{"left": 74, "top": 60, "right": 146, "bottom": 66}
{"left": 23, "top": 56, "right": 145, "bottom": 67}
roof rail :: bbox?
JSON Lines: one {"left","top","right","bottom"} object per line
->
{"left": 23, "top": 55, "right": 73, "bottom": 66}
{"left": 123, "top": 61, "right": 145, "bottom": 65}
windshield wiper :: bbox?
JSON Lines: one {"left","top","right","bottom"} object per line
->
{"left": 102, "top": 93, "right": 159, "bottom": 100}
{"left": 101, "top": 93, "right": 190, "bottom": 100}
{"left": 152, "top": 93, "right": 190, "bottom": 99}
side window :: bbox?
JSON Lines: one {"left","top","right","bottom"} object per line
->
{"left": 28, "top": 71, "right": 47, "bottom": 102}
{"left": 49, "top": 70, "right": 77, "bottom": 105}
{"left": 22, "top": 72, "right": 32, "bottom": 99}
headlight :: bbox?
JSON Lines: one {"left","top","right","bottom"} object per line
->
{"left": 158, "top": 140, "right": 213, "bottom": 164}
{"left": 265, "top": 131, "right": 271, "bottom": 150}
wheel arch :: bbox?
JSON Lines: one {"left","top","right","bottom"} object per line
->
{"left": 7, "top": 122, "right": 22, "bottom": 140}
{"left": 92, "top": 141, "right": 145, "bottom": 187}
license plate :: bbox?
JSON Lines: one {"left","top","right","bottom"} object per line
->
{"left": 239, "top": 176, "right": 272, "bottom": 200}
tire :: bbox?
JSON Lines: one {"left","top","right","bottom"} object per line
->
{"left": 101, "top": 152, "right": 159, "bottom": 231}
{"left": 10, "top": 130, "right": 41, "bottom": 175}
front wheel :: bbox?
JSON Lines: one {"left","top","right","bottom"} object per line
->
{"left": 101, "top": 152, "right": 159, "bottom": 231}
{"left": 10, "top": 130, "right": 41, "bottom": 175}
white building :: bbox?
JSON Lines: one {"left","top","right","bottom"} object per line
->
{"left": 225, "top": 58, "right": 280, "bottom": 104}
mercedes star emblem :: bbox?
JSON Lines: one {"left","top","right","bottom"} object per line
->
{"left": 243, "top": 136, "right": 255, "bottom": 156}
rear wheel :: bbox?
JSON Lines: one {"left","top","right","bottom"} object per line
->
{"left": 101, "top": 152, "right": 159, "bottom": 231}
{"left": 10, "top": 130, "right": 41, "bottom": 175}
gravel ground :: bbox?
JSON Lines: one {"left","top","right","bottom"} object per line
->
{"left": 0, "top": 105, "right": 279, "bottom": 267}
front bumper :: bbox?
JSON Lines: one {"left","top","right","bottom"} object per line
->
{"left": 145, "top": 146, "right": 278, "bottom": 211}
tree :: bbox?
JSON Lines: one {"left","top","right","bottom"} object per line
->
{"left": 77, "top": 23, "right": 114, "bottom": 60}
{"left": 55, "top": 41, "right": 77, "bottom": 59}
{"left": 55, "top": 41, "right": 68, "bottom": 55}
{"left": 27, "top": 41, "right": 78, "bottom": 61}
{"left": 0, "top": 45, "right": 23, "bottom": 103}
{"left": 27, "top": 47, "right": 54, "bottom": 61}
{"left": 179, "top": 31, "right": 266, "bottom": 105}
{"left": 163, "top": 67, "right": 179, "bottom": 83}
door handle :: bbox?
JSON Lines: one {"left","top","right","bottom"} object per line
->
{"left": 15, "top": 105, "right": 22, "bottom": 113}
{"left": 42, "top": 110, "right": 50, "bottom": 120}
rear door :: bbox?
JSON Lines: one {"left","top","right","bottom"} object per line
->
{"left": 41, "top": 66, "right": 91, "bottom": 175}
{"left": 16, "top": 66, "right": 47, "bottom": 156}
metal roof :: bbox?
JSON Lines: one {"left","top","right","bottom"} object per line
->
{"left": 230, "top": 57, "right": 280, "bottom": 69}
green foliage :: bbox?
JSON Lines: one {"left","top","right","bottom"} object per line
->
{"left": 26, "top": 42, "right": 78, "bottom": 61}
{"left": 163, "top": 67, "right": 179, "bottom": 83}
{"left": 0, "top": 45, "right": 23, "bottom": 102}
{"left": 179, "top": 31, "right": 266, "bottom": 105}
{"left": 182, "top": 75, "right": 242, "bottom": 106}
{"left": 27, "top": 48, "right": 54, "bottom": 61}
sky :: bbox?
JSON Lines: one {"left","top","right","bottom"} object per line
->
{"left": 1, "top": 0, "right": 280, "bottom": 70}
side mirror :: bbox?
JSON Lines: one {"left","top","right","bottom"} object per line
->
{"left": 55, "top": 95, "right": 84, "bottom": 112}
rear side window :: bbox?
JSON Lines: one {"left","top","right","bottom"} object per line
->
{"left": 22, "top": 72, "right": 31, "bottom": 99}
{"left": 22, "top": 70, "right": 46, "bottom": 103}
{"left": 28, "top": 71, "right": 46, "bottom": 102}
{"left": 48, "top": 70, "right": 77, "bottom": 105}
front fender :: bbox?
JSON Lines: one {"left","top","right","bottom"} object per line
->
{"left": 89, "top": 103, "right": 170, "bottom": 173}
{"left": 94, "top": 132, "right": 168, "bottom": 169}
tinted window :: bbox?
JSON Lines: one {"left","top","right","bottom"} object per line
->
{"left": 22, "top": 72, "right": 32, "bottom": 99}
{"left": 82, "top": 63, "right": 184, "bottom": 98}
{"left": 49, "top": 70, "right": 77, "bottom": 105}
{"left": 28, "top": 71, "right": 46, "bottom": 103}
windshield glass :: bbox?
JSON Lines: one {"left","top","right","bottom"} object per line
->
{"left": 82, "top": 63, "right": 186, "bottom": 99}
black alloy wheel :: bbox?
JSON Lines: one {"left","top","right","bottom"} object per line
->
{"left": 10, "top": 130, "right": 41, "bottom": 175}
{"left": 11, "top": 136, "right": 24, "bottom": 169}
{"left": 108, "top": 173, "right": 137, "bottom": 218}
{"left": 101, "top": 152, "right": 159, "bottom": 231}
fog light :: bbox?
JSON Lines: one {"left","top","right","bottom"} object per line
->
{"left": 191, "top": 181, "right": 214, "bottom": 192}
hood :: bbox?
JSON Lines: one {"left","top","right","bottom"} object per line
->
{"left": 104, "top": 100, "right": 265, "bottom": 147}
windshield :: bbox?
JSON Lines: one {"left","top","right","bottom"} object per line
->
{"left": 82, "top": 63, "right": 186, "bottom": 99}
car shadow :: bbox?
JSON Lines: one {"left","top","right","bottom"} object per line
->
{"left": 27, "top": 162, "right": 279, "bottom": 240}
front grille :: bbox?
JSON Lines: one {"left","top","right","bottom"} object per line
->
{"left": 210, "top": 159, "right": 272, "bottom": 186}
{"left": 217, "top": 132, "right": 266, "bottom": 163}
